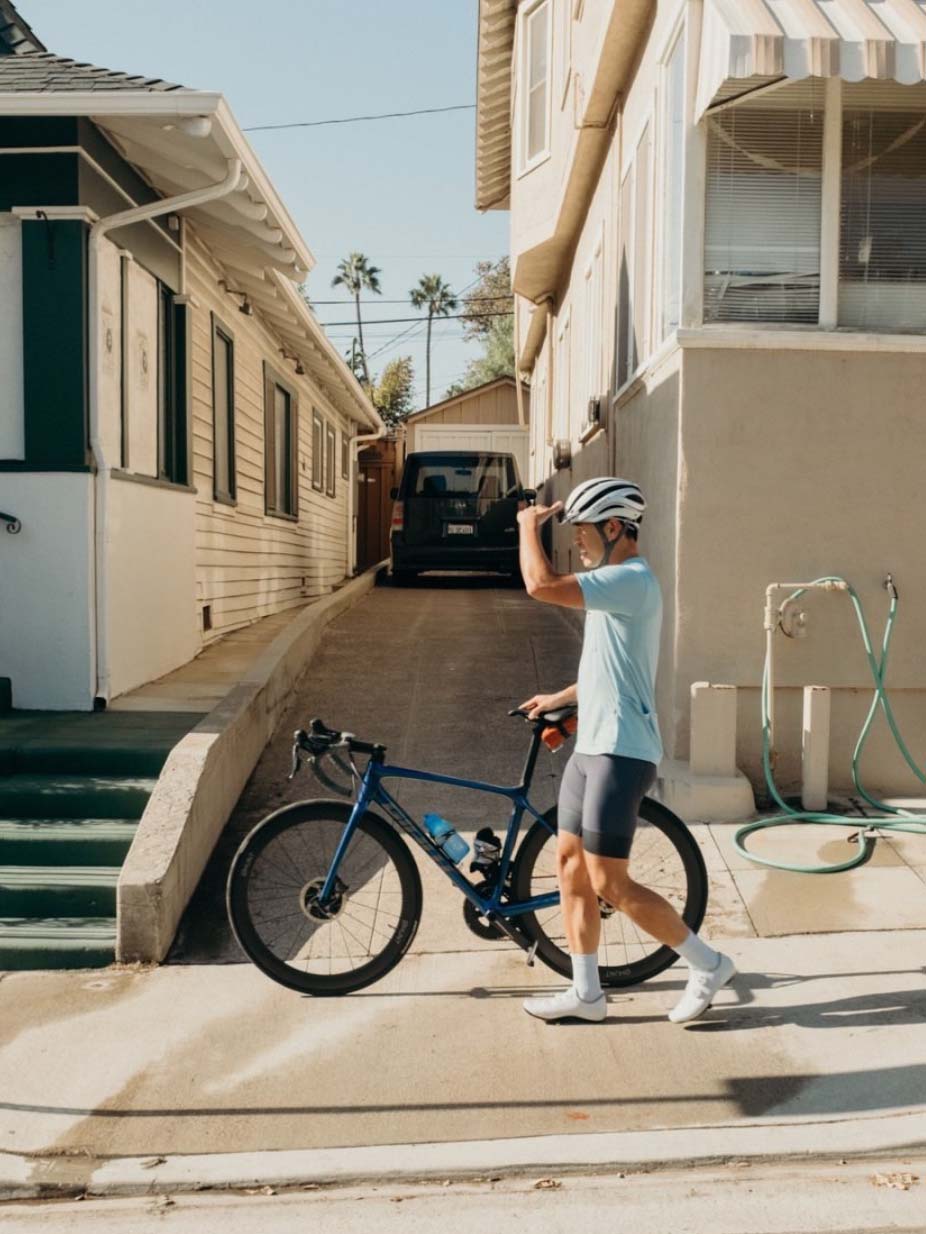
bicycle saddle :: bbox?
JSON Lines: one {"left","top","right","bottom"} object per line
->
{"left": 508, "top": 705, "right": 577, "bottom": 725}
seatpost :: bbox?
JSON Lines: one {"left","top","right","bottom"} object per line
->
{"left": 519, "top": 726, "right": 544, "bottom": 791}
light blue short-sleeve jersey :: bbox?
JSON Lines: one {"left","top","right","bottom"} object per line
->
{"left": 575, "top": 557, "right": 663, "bottom": 764}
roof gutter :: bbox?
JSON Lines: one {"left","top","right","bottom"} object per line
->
{"left": 88, "top": 158, "right": 244, "bottom": 704}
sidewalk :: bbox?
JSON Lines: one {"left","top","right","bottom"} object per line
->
{"left": 2, "top": 579, "right": 926, "bottom": 1199}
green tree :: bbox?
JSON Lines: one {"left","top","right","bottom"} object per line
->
{"left": 331, "top": 252, "right": 381, "bottom": 387}
{"left": 409, "top": 273, "right": 458, "bottom": 407}
{"left": 447, "top": 258, "right": 515, "bottom": 396}
{"left": 459, "top": 257, "right": 513, "bottom": 341}
{"left": 373, "top": 356, "right": 416, "bottom": 428}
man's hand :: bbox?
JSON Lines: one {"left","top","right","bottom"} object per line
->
{"left": 517, "top": 500, "right": 563, "bottom": 530}
{"left": 519, "top": 692, "right": 566, "bottom": 720}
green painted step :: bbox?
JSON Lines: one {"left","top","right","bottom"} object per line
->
{"left": 0, "top": 866, "right": 118, "bottom": 916}
{"left": 0, "top": 917, "right": 115, "bottom": 970}
{"left": 0, "top": 819, "right": 138, "bottom": 866}
{"left": 0, "top": 775, "right": 156, "bottom": 819}
{"left": 0, "top": 710, "right": 199, "bottom": 778}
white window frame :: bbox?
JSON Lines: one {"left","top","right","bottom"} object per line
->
{"left": 558, "top": 0, "right": 572, "bottom": 109}
{"left": 656, "top": 20, "right": 687, "bottom": 344}
{"left": 517, "top": 0, "right": 553, "bottom": 177}
{"left": 615, "top": 110, "right": 656, "bottom": 396}
{"left": 554, "top": 304, "right": 571, "bottom": 442}
{"left": 583, "top": 228, "right": 605, "bottom": 403}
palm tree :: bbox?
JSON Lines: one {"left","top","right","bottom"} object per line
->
{"left": 331, "top": 252, "right": 381, "bottom": 387}
{"left": 409, "top": 274, "right": 458, "bottom": 407}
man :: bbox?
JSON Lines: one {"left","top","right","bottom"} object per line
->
{"left": 517, "top": 476, "right": 736, "bottom": 1024}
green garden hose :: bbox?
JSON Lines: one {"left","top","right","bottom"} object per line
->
{"left": 734, "top": 575, "right": 926, "bottom": 873}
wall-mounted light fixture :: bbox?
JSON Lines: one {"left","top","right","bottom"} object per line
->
{"left": 553, "top": 439, "right": 572, "bottom": 471}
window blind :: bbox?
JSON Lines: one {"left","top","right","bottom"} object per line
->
{"left": 839, "top": 83, "right": 926, "bottom": 331}
{"left": 704, "top": 88, "right": 823, "bottom": 324}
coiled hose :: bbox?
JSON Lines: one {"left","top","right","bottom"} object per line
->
{"left": 734, "top": 575, "right": 926, "bottom": 873}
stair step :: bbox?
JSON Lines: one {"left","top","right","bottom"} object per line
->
{"left": 0, "top": 866, "right": 118, "bottom": 916}
{"left": 0, "top": 819, "right": 138, "bottom": 866}
{"left": 0, "top": 917, "right": 116, "bottom": 969}
{"left": 11, "top": 745, "right": 171, "bottom": 777}
{"left": 0, "top": 775, "right": 156, "bottom": 819}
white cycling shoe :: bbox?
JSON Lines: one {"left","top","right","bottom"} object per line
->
{"left": 523, "top": 987, "right": 607, "bottom": 1023}
{"left": 669, "top": 953, "right": 737, "bottom": 1023}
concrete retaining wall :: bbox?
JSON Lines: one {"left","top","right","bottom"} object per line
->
{"left": 116, "top": 564, "right": 385, "bottom": 963}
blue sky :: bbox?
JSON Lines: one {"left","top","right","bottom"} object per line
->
{"left": 23, "top": 0, "right": 509, "bottom": 407}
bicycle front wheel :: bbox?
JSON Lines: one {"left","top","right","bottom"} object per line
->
{"left": 512, "top": 798, "right": 708, "bottom": 988}
{"left": 227, "top": 800, "right": 422, "bottom": 996}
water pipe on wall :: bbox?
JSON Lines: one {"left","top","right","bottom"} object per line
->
{"left": 737, "top": 574, "right": 926, "bottom": 873}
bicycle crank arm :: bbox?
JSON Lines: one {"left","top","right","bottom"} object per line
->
{"left": 485, "top": 913, "right": 537, "bottom": 963}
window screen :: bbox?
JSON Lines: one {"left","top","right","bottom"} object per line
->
{"left": 704, "top": 87, "right": 824, "bottom": 324}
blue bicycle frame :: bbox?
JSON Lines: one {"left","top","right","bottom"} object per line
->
{"left": 318, "top": 727, "right": 560, "bottom": 926}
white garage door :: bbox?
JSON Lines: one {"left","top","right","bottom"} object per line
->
{"left": 414, "top": 425, "right": 529, "bottom": 484}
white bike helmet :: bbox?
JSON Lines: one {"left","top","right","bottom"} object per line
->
{"left": 560, "top": 477, "right": 646, "bottom": 527}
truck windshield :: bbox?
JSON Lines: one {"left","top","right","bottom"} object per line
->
{"left": 408, "top": 454, "right": 517, "bottom": 499}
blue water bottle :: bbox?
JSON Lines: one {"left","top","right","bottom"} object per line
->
{"left": 423, "top": 812, "right": 470, "bottom": 865}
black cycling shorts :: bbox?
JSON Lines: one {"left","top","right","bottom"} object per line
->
{"left": 557, "top": 751, "right": 657, "bottom": 859}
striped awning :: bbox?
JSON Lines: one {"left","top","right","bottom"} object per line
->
{"left": 698, "top": 0, "right": 926, "bottom": 116}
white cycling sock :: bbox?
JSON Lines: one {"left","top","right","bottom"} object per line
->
{"left": 571, "top": 952, "right": 602, "bottom": 1002}
{"left": 675, "top": 930, "right": 720, "bottom": 973}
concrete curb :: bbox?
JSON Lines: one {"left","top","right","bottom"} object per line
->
{"left": 115, "top": 563, "right": 387, "bottom": 964}
{"left": 3, "top": 1109, "right": 925, "bottom": 1201}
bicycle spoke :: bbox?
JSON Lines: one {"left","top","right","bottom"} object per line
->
{"left": 239, "top": 814, "right": 410, "bottom": 978}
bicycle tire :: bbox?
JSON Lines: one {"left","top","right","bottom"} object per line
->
{"left": 511, "top": 797, "right": 708, "bottom": 988}
{"left": 227, "top": 799, "right": 422, "bottom": 996}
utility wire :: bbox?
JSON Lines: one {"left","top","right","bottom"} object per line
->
{"left": 309, "top": 294, "right": 512, "bottom": 306}
{"left": 318, "top": 310, "right": 512, "bottom": 327}
{"left": 243, "top": 103, "right": 475, "bottom": 133}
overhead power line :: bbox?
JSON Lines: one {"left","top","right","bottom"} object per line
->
{"left": 310, "top": 294, "right": 512, "bottom": 306}
{"left": 244, "top": 103, "right": 475, "bottom": 133}
{"left": 318, "top": 310, "right": 512, "bottom": 327}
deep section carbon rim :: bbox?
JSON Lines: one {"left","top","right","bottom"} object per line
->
{"left": 227, "top": 801, "right": 421, "bottom": 995}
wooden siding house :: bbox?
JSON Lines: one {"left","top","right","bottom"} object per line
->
{"left": 0, "top": 2, "right": 384, "bottom": 711}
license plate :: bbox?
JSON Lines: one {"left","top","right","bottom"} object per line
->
{"left": 447, "top": 524, "right": 475, "bottom": 535}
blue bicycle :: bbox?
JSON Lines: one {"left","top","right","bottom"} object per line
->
{"left": 227, "top": 710, "right": 708, "bottom": 996}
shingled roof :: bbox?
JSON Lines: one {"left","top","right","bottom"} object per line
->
{"left": 0, "top": 0, "right": 44, "bottom": 54}
{"left": 0, "top": 1, "right": 187, "bottom": 92}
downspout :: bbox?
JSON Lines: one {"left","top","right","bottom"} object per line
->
{"left": 88, "top": 158, "right": 244, "bottom": 704}
{"left": 347, "top": 418, "right": 387, "bottom": 576}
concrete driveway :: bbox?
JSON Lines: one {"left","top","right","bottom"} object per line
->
{"left": 170, "top": 575, "right": 578, "bottom": 963}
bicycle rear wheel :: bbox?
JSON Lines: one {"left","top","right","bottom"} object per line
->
{"left": 227, "top": 800, "right": 422, "bottom": 995}
{"left": 512, "top": 798, "right": 708, "bottom": 988}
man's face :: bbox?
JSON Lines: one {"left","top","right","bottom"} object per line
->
{"left": 573, "top": 521, "right": 610, "bottom": 569}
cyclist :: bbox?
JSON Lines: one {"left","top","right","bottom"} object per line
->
{"left": 516, "top": 476, "right": 736, "bottom": 1024}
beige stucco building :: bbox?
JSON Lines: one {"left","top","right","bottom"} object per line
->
{"left": 477, "top": 0, "right": 926, "bottom": 798}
